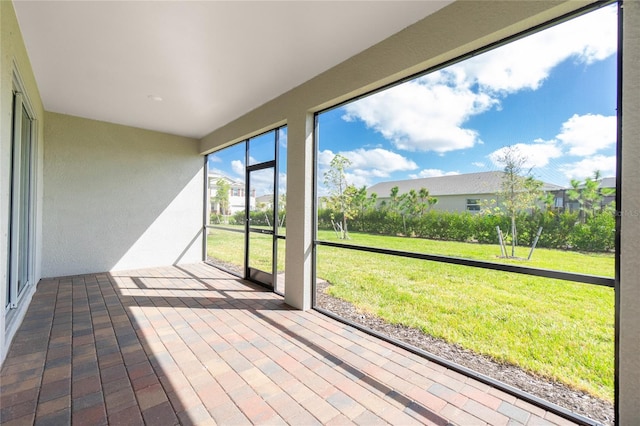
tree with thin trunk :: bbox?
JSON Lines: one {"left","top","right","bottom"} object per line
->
{"left": 323, "top": 154, "right": 355, "bottom": 239}
{"left": 494, "top": 146, "right": 542, "bottom": 257}
{"left": 389, "top": 186, "right": 401, "bottom": 215}
{"left": 213, "top": 178, "right": 231, "bottom": 217}
{"left": 418, "top": 187, "right": 438, "bottom": 216}
{"left": 351, "top": 186, "right": 377, "bottom": 231}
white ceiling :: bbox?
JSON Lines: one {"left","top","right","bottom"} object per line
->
{"left": 13, "top": 1, "right": 451, "bottom": 139}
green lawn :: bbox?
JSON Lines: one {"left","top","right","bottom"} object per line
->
{"left": 207, "top": 227, "right": 615, "bottom": 401}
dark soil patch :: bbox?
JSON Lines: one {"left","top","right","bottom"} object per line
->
{"left": 315, "top": 280, "right": 614, "bottom": 425}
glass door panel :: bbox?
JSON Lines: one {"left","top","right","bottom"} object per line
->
{"left": 247, "top": 166, "right": 276, "bottom": 286}
{"left": 17, "top": 105, "right": 32, "bottom": 295}
{"left": 247, "top": 231, "right": 273, "bottom": 284}
{"left": 275, "top": 238, "right": 286, "bottom": 295}
{"left": 7, "top": 92, "right": 33, "bottom": 310}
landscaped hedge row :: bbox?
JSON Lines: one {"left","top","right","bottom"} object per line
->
{"left": 214, "top": 208, "right": 614, "bottom": 252}
{"left": 317, "top": 208, "right": 615, "bottom": 252}
{"left": 211, "top": 210, "right": 285, "bottom": 228}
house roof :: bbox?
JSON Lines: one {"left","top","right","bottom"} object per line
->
{"left": 12, "top": 1, "right": 450, "bottom": 139}
{"left": 256, "top": 194, "right": 274, "bottom": 204}
{"left": 208, "top": 172, "right": 243, "bottom": 187}
{"left": 367, "top": 171, "right": 565, "bottom": 197}
{"left": 598, "top": 177, "right": 616, "bottom": 189}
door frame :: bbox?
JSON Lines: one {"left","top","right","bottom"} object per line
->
{"left": 245, "top": 160, "right": 277, "bottom": 287}
{"left": 5, "top": 70, "right": 37, "bottom": 316}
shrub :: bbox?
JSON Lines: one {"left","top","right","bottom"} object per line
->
{"left": 570, "top": 212, "right": 615, "bottom": 252}
{"left": 316, "top": 205, "right": 614, "bottom": 253}
{"left": 232, "top": 210, "right": 245, "bottom": 225}
{"left": 474, "top": 214, "right": 511, "bottom": 244}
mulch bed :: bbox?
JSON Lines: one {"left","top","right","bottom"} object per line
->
{"left": 315, "top": 280, "right": 614, "bottom": 425}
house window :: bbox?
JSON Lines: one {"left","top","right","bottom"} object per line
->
{"left": 555, "top": 196, "right": 564, "bottom": 208}
{"left": 466, "top": 199, "right": 480, "bottom": 211}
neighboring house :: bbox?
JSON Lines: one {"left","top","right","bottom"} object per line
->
{"left": 367, "top": 171, "right": 565, "bottom": 213}
{"left": 255, "top": 194, "right": 274, "bottom": 210}
{"left": 209, "top": 172, "right": 256, "bottom": 215}
{"left": 599, "top": 177, "right": 617, "bottom": 207}
{"left": 563, "top": 176, "right": 616, "bottom": 213}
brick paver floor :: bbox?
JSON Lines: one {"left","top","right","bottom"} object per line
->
{"left": 0, "top": 263, "right": 578, "bottom": 425}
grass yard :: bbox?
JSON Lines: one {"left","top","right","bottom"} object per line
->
{"left": 207, "top": 227, "right": 615, "bottom": 401}
{"left": 316, "top": 230, "right": 614, "bottom": 278}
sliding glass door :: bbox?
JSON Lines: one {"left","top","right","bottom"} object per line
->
{"left": 6, "top": 89, "right": 35, "bottom": 311}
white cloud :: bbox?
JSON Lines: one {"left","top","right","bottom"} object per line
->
{"left": 208, "top": 155, "right": 222, "bottom": 163}
{"left": 231, "top": 160, "right": 244, "bottom": 176}
{"left": 488, "top": 140, "right": 563, "bottom": 169}
{"left": 340, "top": 5, "right": 616, "bottom": 154}
{"left": 559, "top": 155, "right": 616, "bottom": 181}
{"left": 342, "top": 78, "right": 496, "bottom": 153}
{"left": 318, "top": 148, "right": 418, "bottom": 188}
{"left": 341, "top": 148, "right": 418, "bottom": 173}
{"left": 249, "top": 168, "right": 276, "bottom": 197}
{"left": 343, "top": 172, "right": 371, "bottom": 189}
{"left": 278, "top": 172, "right": 287, "bottom": 194}
{"left": 556, "top": 114, "right": 616, "bottom": 156}
{"left": 454, "top": 5, "right": 617, "bottom": 93}
{"left": 208, "top": 167, "right": 226, "bottom": 176}
{"left": 317, "top": 149, "right": 335, "bottom": 167}
{"left": 279, "top": 128, "right": 288, "bottom": 149}
{"left": 472, "top": 162, "right": 486, "bottom": 168}
{"left": 409, "top": 169, "right": 460, "bottom": 179}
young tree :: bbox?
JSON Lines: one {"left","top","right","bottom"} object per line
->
{"left": 323, "top": 154, "right": 355, "bottom": 239}
{"left": 400, "top": 189, "right": 418, "bottom": 217}
{"left": 350, "top": 186, "right": 377, "bottom": 231}
{"left": 398, "top": 187, "right": 438, "bottom": 218}
{"left": 388, "top": 186, "right": 401, "bottom": 215}
{"left": 494, "top": 146, "right": 542, "bottom": 257}
{"left": 213, "top": 178, "right": 231, "bottom": 217}
{"left": 417, "top": 187, "right": 438, "bottom": 216}
{"left": 567, "top": 170, "right": 615, "bottom": 222}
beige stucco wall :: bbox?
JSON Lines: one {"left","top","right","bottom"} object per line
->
{"left": 0, "top": 1, "right": 45, "bottom": 363}
{"left": 42, "top": 112, "right": 204, "bottom": 277}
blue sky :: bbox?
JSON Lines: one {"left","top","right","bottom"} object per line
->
{"left": 208, "top": 127, "right": 288, "bottom": 197}
{"left": 210, "top": 4, "right": 617, "bottom": 197}
{"left": 317, "top": 4, "right": 618, "bottom": 191}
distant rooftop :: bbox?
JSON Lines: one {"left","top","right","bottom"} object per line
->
{"left": 209, "top": 171, "right": 244, "bottom": 186}
{"left": 367, "top": 171, "right": 565, "bottom": 197}
{"left": 597, "top": 177, "right": 616, "bottom": 188}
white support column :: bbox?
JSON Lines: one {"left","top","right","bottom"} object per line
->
{"left": 619, "top": 0, "right": 640, "bottom": 423}
{"left": 284, "top": 111, "right": 314, "bottom": 310}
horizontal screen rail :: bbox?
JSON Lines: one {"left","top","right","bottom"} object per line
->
{"left": 206, "top": 225, "right": 286, "bottom": 239}
{"left": 205, "top": 225, "right": 244, "bottom": 233}
{"left": 315, "top": 240, "right": 614, "bottom": 288}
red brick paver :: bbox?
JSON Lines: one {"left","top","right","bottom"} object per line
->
{"left": 0, "top": 263, "right": 580, "bottom": 425}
